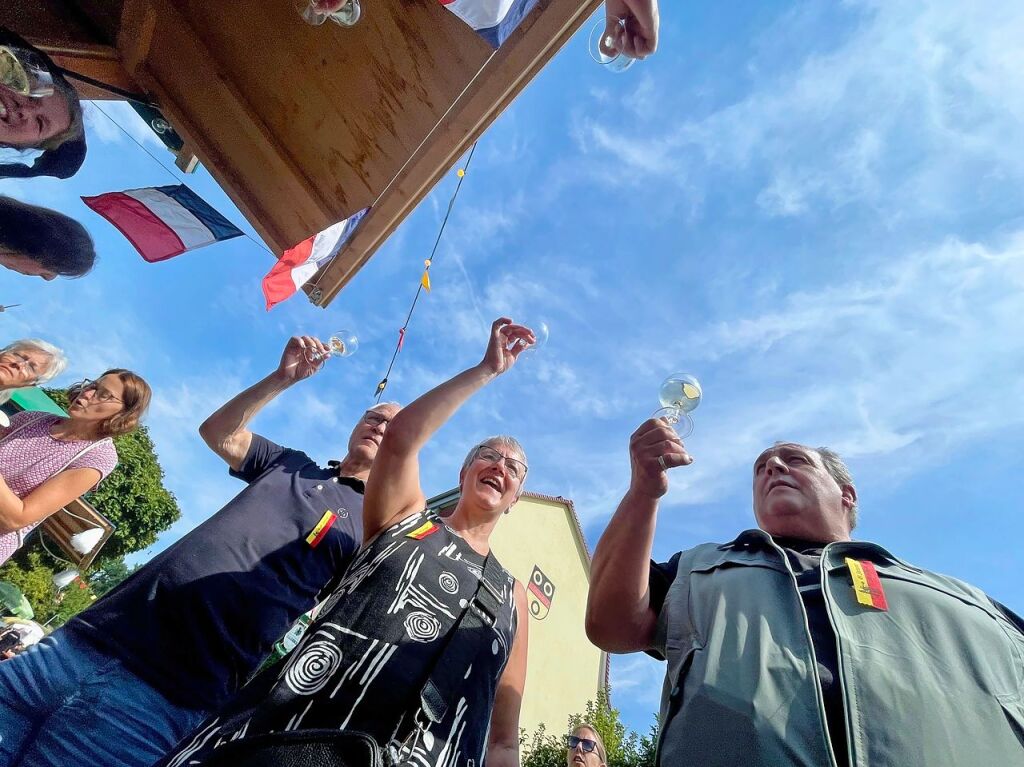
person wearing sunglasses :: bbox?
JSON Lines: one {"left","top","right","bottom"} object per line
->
{"left": 160, "top": 318, "right": 535, "bottom": 767}
{"left": 567, "top": 725, "right": 607, "bottom": 767}
{"left": 0, "top": 369, "right": 150, "bottom": 566}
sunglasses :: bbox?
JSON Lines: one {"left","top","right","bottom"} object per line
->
{"left": 565, "top": 735, "right": 598, "bottom": 754}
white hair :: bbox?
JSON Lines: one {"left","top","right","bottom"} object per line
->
{"left": 0, "top": 338, "right": 67, "bottom": 404}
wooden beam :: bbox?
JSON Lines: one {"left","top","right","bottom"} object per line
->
{"left": 309, "top": 0, "right": 604, "bottom": 306}
{"left": 39, "top": 43, "right": 142, "bottom": 101}
{"left": 118, "top": 0, "right": 335, "bottom": 253}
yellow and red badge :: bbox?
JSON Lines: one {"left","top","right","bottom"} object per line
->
{"left": 306, "top": 510, "right": 337, "bottom": 548}
{"left": 406, "top": 520, "right": 440, "bottom": 540}
{"left": 845, "top": 557, "right": 888, "bottom": 611}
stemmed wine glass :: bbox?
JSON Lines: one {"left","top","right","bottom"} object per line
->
{"left": 653, "top": 373, "right": 702, "bottom": 438}
{"left": 304, "top": 330, "right": 359, "bottom": 365}
{"left": 297, "top": 0, "right": 361, "bottom": 27}
{"left": 588, "top": 15, "right": 636, "bottom": 73}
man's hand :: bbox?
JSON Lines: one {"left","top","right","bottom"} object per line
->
{"left": 276, "top": 336, "right": 329, "bottom": 384}
{"left": 628, "top": 418, "right": 692, "bottom": 499}
{"left": 478, "top": 318, "right": 533, "bottom": 378}
{"left": 603, "top": 0, "right": 660, "bottom": 59}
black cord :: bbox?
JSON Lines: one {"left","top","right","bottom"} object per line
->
{"left": 58, "top": 67, "right": 159, "bottom": 108}
{"left": 373, "top": 141, "right": 479, "bottom": 403}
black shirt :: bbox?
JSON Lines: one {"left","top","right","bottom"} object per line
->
{"left": 649, "top": 538, "right": 849, "bottom": 767}
{"left": 67, "top": 435, "right": 364, "bottom": 708}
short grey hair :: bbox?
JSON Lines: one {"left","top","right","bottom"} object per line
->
{"left": 0, "top": 338, "right": 67, "bottom": 403}
{"left": 460, "top": 435, "right": 528, "bottom": 479}
{"left": 814, "top": 446, "right": 857, "bottom": 529}
{"left": 369, "top": 401, "right": 401, "bottom": 414}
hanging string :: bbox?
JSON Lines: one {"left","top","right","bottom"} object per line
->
{"left": 373, "top": 141, "right": 479, "bottom": 403}
{"left": 88, "top": 102, "right": 276, "bottom": 258}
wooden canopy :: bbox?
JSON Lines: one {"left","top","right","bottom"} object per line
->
{"left": 4, "top": 0, "right": 600, "bottom": 306}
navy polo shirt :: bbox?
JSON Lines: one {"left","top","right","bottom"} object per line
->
{"left": 67, "top": 435, "right": 363, "bottom": 708}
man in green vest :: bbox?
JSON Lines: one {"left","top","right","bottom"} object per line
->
{"left": 586, "top": 418, "right": 1024, "bottom": 767}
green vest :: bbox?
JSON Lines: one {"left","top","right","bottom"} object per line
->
{"left": 650, "top": 529, "right": 1024, "bottom": 766}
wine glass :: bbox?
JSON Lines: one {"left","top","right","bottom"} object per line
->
{"left": 653, "top": 373, "right": 702, "bottom": 438}
{"left": 297, "top": 0, "right": 361, "bottom": 27}
{"left": 304, "top": 330, "right": 359, "bottom": 364}
{"left": 588, "top": 15, "right": 636, "bottom": 73}
{"left": 0, "top": 45, "right": 55, "bottom": 97}
{"left": 511, "top": 318, "right": 550, "bottom": 356}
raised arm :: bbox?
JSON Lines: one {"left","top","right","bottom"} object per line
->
{"left": 199, "top": 335, "right": 328, "bottom": 471}
{"left": 362, "top": 318, "right": 533, "bottom": 543}
{"left": 586, "top": 418, "right": 691, "bottom": 653}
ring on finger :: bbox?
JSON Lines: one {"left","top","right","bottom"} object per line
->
{"left": 658, "top": 455, "right": 667, "bottom": 471}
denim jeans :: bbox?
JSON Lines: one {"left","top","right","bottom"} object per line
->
{"left": 0, "top": 629, "right": 210, "bottom": 767}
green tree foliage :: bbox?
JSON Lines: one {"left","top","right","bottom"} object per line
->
{"left": 522, "top": 689, "right": 658, "bottom": 767}
{"left": 44, "top": 386, "right": 181, "bottom": 557}
{"left": 89, "top": 556, "right": 139, "bottom": 598}
{"left": 0, "top": 550, "right": 97, "bottom": 626}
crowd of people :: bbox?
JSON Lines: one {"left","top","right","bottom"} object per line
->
{"left": 0, "top": 317, "right": 1021, "bottom": 767}
{"left": 3, "top": 1, "right": 1023, "bottom": 765}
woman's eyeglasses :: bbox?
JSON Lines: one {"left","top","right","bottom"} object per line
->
{"left": 565, "top": 735, "right": 598, "bottom": 753}
{"left": 474, "top": 445, "right": 528, "bottom": 481}
{"left": 77, "top": 379, "right": 123, "bottom": 405}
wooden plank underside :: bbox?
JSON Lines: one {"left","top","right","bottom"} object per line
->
{"left": 308, "top": 0, "right": 604, "bottom": 306}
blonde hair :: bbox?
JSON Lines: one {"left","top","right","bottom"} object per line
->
{"left": 570, "top": 724, "right": 607, "bottom": 764}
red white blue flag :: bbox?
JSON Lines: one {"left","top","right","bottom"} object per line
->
{"left": 262, "top": 207, "right": 369, "bottom": 310}
{"left": 82, "top": 185, "right": 243, "bottom": 263}
{"left": 439, "top": 0, "right": 540, "bottom": 47}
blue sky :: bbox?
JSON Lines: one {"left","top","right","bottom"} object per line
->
{"left": 3, "top": 0, "right": 1024, "bottom": 735}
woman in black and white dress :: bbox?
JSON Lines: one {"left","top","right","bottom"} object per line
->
{"left": 169, "top": 317, "right": 534, "bottom": 767}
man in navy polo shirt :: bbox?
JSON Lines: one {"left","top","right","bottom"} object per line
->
{"left": 0, "top": 335, "right": 400, "bottom": 767}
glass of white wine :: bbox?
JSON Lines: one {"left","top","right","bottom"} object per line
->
{"left": 305, "top": 330, "right": 359, "bottom": 364}
{"left": 653, "top": 373, "right": 702, "bottom": 438}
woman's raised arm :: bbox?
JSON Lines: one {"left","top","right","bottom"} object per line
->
{"left": 362, "top": 318, "right": 533, "bottom": 543}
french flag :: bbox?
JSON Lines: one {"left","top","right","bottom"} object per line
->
{"left": 439, "top": 0, "right": 540, "bottom": 47}
{"left": 82, "top": 185, "right": 243, "bottom": 263}
{"left": 262, "top": 207, "right": 369, "bottom": 310}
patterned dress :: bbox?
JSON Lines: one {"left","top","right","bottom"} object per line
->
{"left": 168, "top": 509, "right": 518, "bottom": 767}
{"left": 0, "top": 411, "right": 118, "bottom": 564}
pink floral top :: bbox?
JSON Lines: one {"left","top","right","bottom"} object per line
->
{"left": 0, "top": 411, "right": 118, "bottom": 565}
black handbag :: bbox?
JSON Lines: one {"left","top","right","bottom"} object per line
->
{"left": 199, "top": 553, "right": 507, "bottom": 767}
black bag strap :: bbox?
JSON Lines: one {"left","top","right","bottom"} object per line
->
{"left": 417, "top": 552, "right": 507, "bottom": 724}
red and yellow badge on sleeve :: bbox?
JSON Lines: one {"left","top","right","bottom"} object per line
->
{"left": 845, "top": 557, "right": 889, "bottom": 611}
{"left": 306, "top": 510, "right": 337, "bottom": 548}
{"left": 406, "top": 520, "right": 440, "bottom": 540}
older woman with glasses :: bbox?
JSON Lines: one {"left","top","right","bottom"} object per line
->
{"left": 0, "top": 338, "right": 68, "bottom": 428}
{"left": 567, "top": 724, "right": 608, "bottom": 767}
{"left": 0, "top": 369, "right": 151, "bottom": 565}
{"left": 164, "top": 318, "right": 535, "bottom": 767}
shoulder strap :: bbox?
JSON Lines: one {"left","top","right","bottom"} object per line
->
{"left": 417, "top": 553, "right": 509, "bottom": 725}
{"left": 0, "top": 413, "right": 113, "bottom": 479}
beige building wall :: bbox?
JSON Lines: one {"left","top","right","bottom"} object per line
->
{"left": 428, "top": 490, "right": 606, "bottom": 739}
